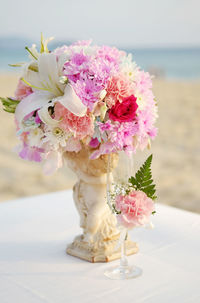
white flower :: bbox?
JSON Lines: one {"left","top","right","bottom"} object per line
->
{"left": 43, "top": 150, "right": 63, "bottom": 175}
{"left": 28, "top": 44, "right": 40, "bottom": 60}
{"left": 42, "top": 126, "right": 70, "bottom": 150}
{"left": 134, "top": 91, "right": 147, "bottom": 111}
{"left": 120, "top": 53, "right": 138, "bottom": 81}
{"left": 22, "top": 52, "right": 64, "bottom": 97}
{"left": 28, "top": 128, "right": 44, "bottom": 147}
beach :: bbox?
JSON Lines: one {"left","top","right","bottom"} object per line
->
{"left": 0, "top": 73, "right": 200, "bottom": 213}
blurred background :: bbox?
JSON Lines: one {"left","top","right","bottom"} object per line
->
{"left": 0, "top": 0, "right": 199, "bottom": 212}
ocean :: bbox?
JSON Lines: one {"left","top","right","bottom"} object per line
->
{"left": 0, "top": 44, "right": 199, "bottom": 80}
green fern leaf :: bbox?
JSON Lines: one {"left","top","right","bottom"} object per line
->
{"left": 129, "top": 154, "right": 157, "bottom": 200}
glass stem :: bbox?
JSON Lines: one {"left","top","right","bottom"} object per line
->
{"left": 120, "top": 232, "right": 128, "bottom": 269}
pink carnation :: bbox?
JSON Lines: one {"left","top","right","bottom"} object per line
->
{"left": 105, "top": 74, "right": 135, "bottom": 108}
{"left": 15, "top": 80, "right": 33, "bottom": 100}
{"left": 54, "top": 102, "right": 94, "bottom": 139}
{"left": 115, "top": 190, "right": 154, "bottom": 228}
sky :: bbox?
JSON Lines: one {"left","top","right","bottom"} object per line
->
{"left": 0, "top": 0, "right": 200, "bottom": 48}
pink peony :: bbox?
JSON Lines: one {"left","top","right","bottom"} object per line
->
{"left": 54, "top": 102, "right": 94, "bottom": 139}
{"left": 109, "top": 95, "right": 138, "bottom": 122}
{"left": 105, "top": 74, "right": 135, "bottom": 108}
{"left": 115, "top": 190, "right": 155, "bottom": 228}
{"left": 15, "top": 80, "right": 33, "bottom": 100}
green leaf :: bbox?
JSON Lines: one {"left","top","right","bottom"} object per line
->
{"left": 112, "top": 204, "right": 121, "bottom": 215}
{"left": 0, "top": 97, "right": 20, "bottom": 114}
{"left": 8, "top": 62, "right": 25, "bottom": 68}
{"left": 129, "top": 154, "right": 157, "bottom": 200}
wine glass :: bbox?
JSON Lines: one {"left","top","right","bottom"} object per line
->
{"left": 104, "top": 151, "right": 142, "bottom": 280}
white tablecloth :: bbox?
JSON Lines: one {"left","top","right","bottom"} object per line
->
{"left": 0, "top": 190, "right": 200, "bottom": 303}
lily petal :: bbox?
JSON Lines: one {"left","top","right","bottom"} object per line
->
{"left": 43, "top": 151, "right": 63, "bottom": 175}
{"left": 38, "top": 105, "right": 60, "bottom": 127}
{"left": 55, "top": 84, "right": 87, "bottom": 117}
{"left": 15, "top": 91, "right": 52, "bottom": 126}
{"left": 22, "top": 53, "right": 64, "bottom": 96}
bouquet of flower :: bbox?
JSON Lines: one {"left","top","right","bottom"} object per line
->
{"left": 1, "top": 35, "right": 158, "bottom": 174}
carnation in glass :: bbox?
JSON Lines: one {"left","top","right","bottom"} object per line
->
{"left": 105, "top": 152, "right": 155, "bottom": 279}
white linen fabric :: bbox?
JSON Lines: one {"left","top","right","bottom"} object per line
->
{"left": 0, "top": 190, "right": 199, "bottom": 303}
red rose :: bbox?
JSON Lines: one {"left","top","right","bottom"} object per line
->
{"left": 109, "top": 95, "right": 138, "bottom": 122}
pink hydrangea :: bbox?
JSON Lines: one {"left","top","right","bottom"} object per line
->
{"left": 97, "top": 45, "right": 125, "bottom": 66}
{"left": 72, "top": 40, "right": 92, "bottom": 47}
{"left": 100, "top": 120, "right": 138, "bottom": 149}
{"left": 54, "top": 102, "right": 94, "bottom": 139}
{"left": 15, "top": 80, "right": 33, "bottom": 100}
{"left": 63, "top": 48, "right": 120, "bottom": 110}
{"left": 64, "top": 50, "right": 90, "bottom": 78}
{"left": 53, "top": 45, "right": 69, "bottom": 57}
{"left": 135, "top": 70, "right": 153, "bottom": 94}
{"left": 105, "top": 74, "right": 135, "bottom": 108}
{"left": 90, "top": 120, "right": 139, "bottom": 159}
{"left": 115, "top": 190, "right": 155, "bottom": 228}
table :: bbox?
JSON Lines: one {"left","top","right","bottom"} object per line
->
{"left": 0, "top": 190, "right": 200, "bottom": 303}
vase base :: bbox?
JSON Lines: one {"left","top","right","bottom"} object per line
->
{"left": 66, "top": 235, "right": 138, "bottom": 263}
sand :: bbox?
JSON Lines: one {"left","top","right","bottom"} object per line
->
{"left": 0, "top": 73, "right": 200, "bottom": 213}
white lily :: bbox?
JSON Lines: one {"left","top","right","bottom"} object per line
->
{"left": 55, "top": 84, "right": 87, "bottom": 117}
{"left": 15, "top": 91, "right": 53, "bottom": 127}
{"left": 43, "top": 150, "right": 63, "bottom": 175}
{"left": 15, "top": 52, "right": 87, "bottom": 128}
{"left": 22, "top": 52, "right": 64, "bottom": 96}
{"left": 15, "top": 86, "right": 87, "bottom": 129}
{"left": 38, "top": 105, "right": 60, "bottom": 127}
{"left": 28, "top": 44, "right": 40, "bottom": 60}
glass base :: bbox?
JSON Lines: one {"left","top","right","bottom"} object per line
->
{"left": 104, "top": 264, "right": 142, "bottom": 280}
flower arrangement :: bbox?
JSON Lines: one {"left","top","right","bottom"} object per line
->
{"left": 0, "top": 35, "right": 158, "bottom": 174}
